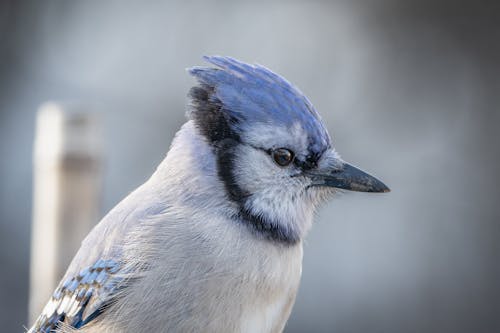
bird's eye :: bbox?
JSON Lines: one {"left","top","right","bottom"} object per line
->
{"left": 271, "top": 148, "right": 294, "bottom": 167}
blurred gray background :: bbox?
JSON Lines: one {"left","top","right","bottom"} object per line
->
{"left": 1, "top": 0, "right": 499, "bottom": 332}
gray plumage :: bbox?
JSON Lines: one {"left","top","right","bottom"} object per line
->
{"left": 29, "top": 56, "right": 389, "bottom": 333}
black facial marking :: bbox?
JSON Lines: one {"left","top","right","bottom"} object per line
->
{"left": 239, "top": 208, "right": 300, "bottom": 245}
{"left": 189, "top": 83, "right": 300, "bottom": 245}
{"left": 189, "top": 84, "right": 247, "bottom": 203}
{"left": 217, "top": 141, "right": 298, "bottom": 245}
{"left": 189, "top": 85, "right": 240, "bottom": 144}
{"left": 215, "top": 139, "right": 249, "bottom": 203}
{"left": 294, "top": 144, "right": 329, "bottom": 171}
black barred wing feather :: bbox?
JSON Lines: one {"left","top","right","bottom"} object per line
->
{"left": 29, "top": 259, "right": 122, "bottom": 333}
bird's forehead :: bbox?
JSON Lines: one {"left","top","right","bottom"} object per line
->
{"left": 188, "top": 56, "right": 331, "bottom": 152}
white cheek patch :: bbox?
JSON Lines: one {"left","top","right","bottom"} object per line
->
{"left": 231, "top": 144, "right": 316, "bottom": 237}
{"left": 232, "top": 145, "right": 278, "bottom": 193}
{"left": 226, "top": 120, "right": 335, "bottom": 240}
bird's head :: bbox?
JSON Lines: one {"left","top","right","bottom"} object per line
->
{"left": 187, "top": 56, "right": 389, "bottom": 244}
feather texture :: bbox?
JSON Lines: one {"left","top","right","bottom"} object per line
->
{"left": 29, "top": 260, "right": 122, "bottom": 332}
{"left": 188, "top": 56, "right": 331, "bottom": 156}
{"left": 27, "top": 56, "right": 356, "bottom": 333}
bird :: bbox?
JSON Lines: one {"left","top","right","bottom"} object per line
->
{"left": 28, "top": 55, "right": 389, "bottom": 333}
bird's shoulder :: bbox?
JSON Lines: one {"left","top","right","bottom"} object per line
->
{"left": 28, "top": 183, "right": 172, "bottom": 332}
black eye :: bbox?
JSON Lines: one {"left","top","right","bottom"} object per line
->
{"left": 271, "top": 148, "right": 294, "bottom": 167}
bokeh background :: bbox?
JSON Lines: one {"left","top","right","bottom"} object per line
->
{"left": 1, "top": 0, "right": 499, "bottom": 332}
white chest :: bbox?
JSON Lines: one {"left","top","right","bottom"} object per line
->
{"left": 237, "top": 243, "right": 304, "bottom": 333}
{"left": 239, "top": 289, "right": 298, "bottom": 333}
{"left": 93, "top": 212, "right": 306, "bottom": 333}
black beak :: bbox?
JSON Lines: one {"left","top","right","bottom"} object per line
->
{"left": 308, "top": 162, "right": 390, "bottom": 193}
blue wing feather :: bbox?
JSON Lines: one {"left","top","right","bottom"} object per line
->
{"left": 29, "top": 259, "right": 122, "bottom": 333}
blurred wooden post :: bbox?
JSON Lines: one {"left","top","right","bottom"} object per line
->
{"left": 29, "top": 102, "right": 101, "bottom": 324}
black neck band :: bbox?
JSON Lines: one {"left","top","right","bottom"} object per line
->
{"left": 189, "top": 84, "right": 300, "bottom": 245}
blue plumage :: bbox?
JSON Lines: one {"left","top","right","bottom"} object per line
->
{"left": 28, "top": 56, "right": 388, "bottom": 333}
{"left": 188, "top": 56, "right": 331, "bottom": 155}
{"left": 29, "top": 259, "right": 122, "bottom": 333}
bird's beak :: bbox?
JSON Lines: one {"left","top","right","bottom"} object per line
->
{"left": 307, "top": 162, "right": 390, "bottom": 193}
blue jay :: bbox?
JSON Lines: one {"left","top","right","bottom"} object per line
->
{"left": 29, "top": 56, "right": 389, "bottom": 333}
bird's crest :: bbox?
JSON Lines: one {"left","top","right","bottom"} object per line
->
{"left": 188, "top": 56, "right": 330, "bottom": 154}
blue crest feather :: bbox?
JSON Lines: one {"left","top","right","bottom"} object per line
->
{"left": 188, "top": 55, "right": 330, "bottom": 154}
